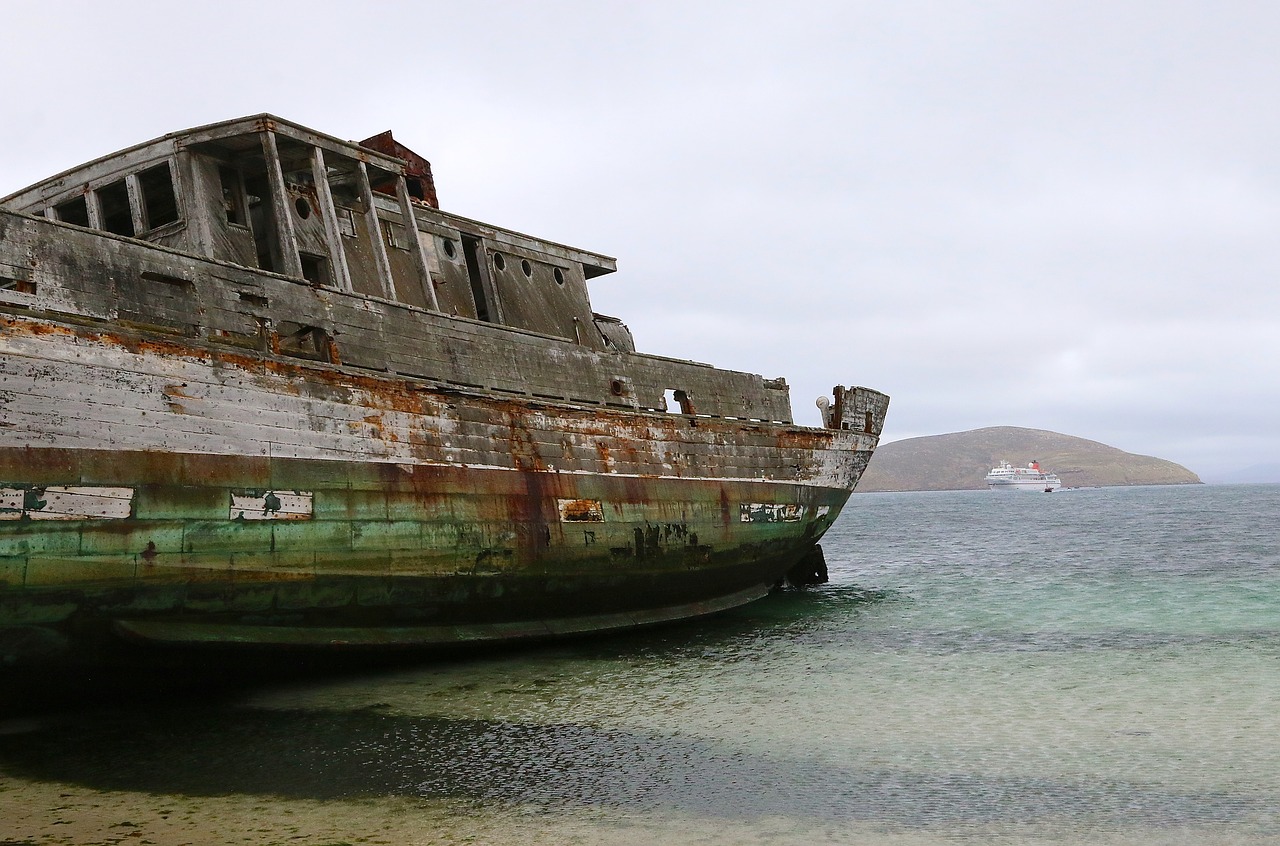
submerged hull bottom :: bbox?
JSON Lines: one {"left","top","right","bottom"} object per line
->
{"left": 113, "top": 582, "right": 771, "bottom": 648}
{"left": 1, "top": 552, "right": 799, "bottom": 666}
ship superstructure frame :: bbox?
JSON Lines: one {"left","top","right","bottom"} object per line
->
{"left": 0, "top": 115, "right": 887, "bottom": 664}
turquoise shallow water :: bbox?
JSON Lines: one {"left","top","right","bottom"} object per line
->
{"left": 1, "top": 484, "right": 1278, "bottom": 844}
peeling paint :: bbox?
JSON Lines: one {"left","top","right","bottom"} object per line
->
{"left": 558, "top": 498, "right": 605, "bottom": 522}
{"left": 229, "top": 490, "right": 313, "bottom": 521}
{"left": 740, "top": 503, "right": 804, "bottom": 523}
{"left": 0, "top": 485, "right": 133, "bottom": 520}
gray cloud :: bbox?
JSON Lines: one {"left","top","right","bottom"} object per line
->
{"left": 6, "top": 0, "right": 1279, "bottom": 477}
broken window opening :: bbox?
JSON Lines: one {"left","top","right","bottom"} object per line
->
{"left": 325, "top": 166, "right": 366, "bottom": 212}
{"left": 54, "top": 196, "right": 91, "bottom": 228}
{"left": 462, "top": 235, "right": 492, "bottom": 322}
{"left": 662, "top": 389, "right": 695, "bottom": 415}
{"left": 0, "top": 275, "right": 36, "bottom": 295}
{"left": 218, "top": 165, "right": 246, "bottom": 226}
{"left": 97, "top": 180, "right": 134, "bottom": 236}
{"left": 298, "top": 252, "right": 331, "bottom": 287}
{"left": 276, "top": 322, "right": 332, "bottom": 362}
{"left": 369, "top": 174, "right": 399, "bottom": 198}
{"left": 243, "top": 174, "right": 275, "bottom": 272}
{"left": 138, "top": 162, "right": 179, "bottom": 229}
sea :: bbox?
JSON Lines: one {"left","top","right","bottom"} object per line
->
{"left": 1, "top": 483, "right": 1278, "bottom": 845}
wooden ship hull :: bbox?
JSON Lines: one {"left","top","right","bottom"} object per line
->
{"left": 0, "top": 116, "right": 887, "bottom": 666}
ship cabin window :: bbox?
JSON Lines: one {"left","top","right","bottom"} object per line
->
{"left": 43, "top": 160, "right": 181, "bottom": 237}
{"left": 864, "top": 411, "right": 874, "bottom": 433}
{"left": 299, "top": 252, "right": 330, "bottom": 287}
{"left": 462, "top": 235, "right": 492, "bottom": 322}
{"left": 218, "top": 166, "right": 246, "bottom": 226}
{"left": 138, "top": 163, "right": 179, "bottom": 229}
{"left": 97, "top": 179, "right": 135, "bottom": 236}
{"left": 663, "top": 389, "right": 695, "bottom": 415}
{"left": 0, "top": 274, "right": 35, "bottom": 295}
{"left": 276, "top": 321, "right": 333, "bottom": 362}
{"left": 54, "top": 196, "right": 91, "bottom": 227}
{"left": 243, "top": 174, "right": 274, "bottom": 272}
{"left": 325, "top": 165, "right": 366, "bottom": 212}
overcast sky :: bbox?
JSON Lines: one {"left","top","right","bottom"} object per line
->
{"left": 7, "top": 1, "right": 1280, "bottom": 480}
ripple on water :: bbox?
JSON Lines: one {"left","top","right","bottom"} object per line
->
{"left": 2, "top": 485, "right": 1279, "bottom": 844}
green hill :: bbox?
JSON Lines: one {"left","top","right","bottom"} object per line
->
{"left": 857, "top": 426, "right": 1201, "bottom": 492}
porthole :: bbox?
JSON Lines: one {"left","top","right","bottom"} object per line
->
{"left": 554, "top": 267, "right": 565, "bottom": 285}
{"left": 521, "top": 258, "right": 533, "bottom": 278}
{"left": 493, "top": 252, "right": 506, "bottom": 271}
{"left": 442, "top": 238, "right": 457, "bottom": 259}
{"left": 294, "top": 197, "right": 312, "bottom": 220}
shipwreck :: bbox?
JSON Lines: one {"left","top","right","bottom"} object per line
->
{"left": 0, "top": 115, "right": 888, "bottom": 666}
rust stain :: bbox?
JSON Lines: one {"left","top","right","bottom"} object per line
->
{"left": 4, "top": 313, "right": 851, "bottom": 479}
{"left": 559, "top": 499, "right": 604, "bottom": 522}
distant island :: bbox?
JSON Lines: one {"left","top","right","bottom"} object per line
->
{"left": 857, "top": 426, "right": 1201, "bottom": 492}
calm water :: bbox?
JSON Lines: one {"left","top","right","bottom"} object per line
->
{"left": 2, "top": 484, "right": 1278, "bottom": 845}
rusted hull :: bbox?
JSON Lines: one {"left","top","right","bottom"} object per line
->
{"left": 1, "top": 409, "right": 864, "bottom": 665}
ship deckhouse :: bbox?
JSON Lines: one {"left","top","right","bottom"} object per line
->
{"left": 2, "top": 115, "right": 621, "bottom": 350}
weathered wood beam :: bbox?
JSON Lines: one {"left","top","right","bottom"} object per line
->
{"left": 124, "top": 173, "right": 146, "bottom": 234}
{"left": 85, "top": 190, "right": 104, "bottom": 230}
{"left": 356, "top": 161, "right": 396, "bottom": 301}
{"left": 310, "top": 146, "right": 354, "bottom": 293}
{"left": 260, "top": 131, "right": 304, "bottom": 279}
{"left": 395, "top": 175, "right": 439, "bottom": 311}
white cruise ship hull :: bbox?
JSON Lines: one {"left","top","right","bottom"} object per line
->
{"left": 986, "top": 477, "right": 1061, "bottom": 491}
